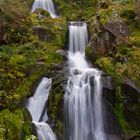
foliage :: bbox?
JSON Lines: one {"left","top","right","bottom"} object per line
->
{"left": 0, "top": 1, "right": 67, "bottom": 138}
{"left": 0, "top": 0, "right": 139, "bottom": 139}
{"left": 48, "top": 89, "right": 64, "bottom": 139}
{"left": 87, "top": 0, "right": 140, "bottom": 135}
{"left": 0, "top": 0, "right": 32, "bottom": 44}
{"left": 54, "top": 0, "right": 97, "bottom": 20}
{"left": 96, "top": 57, "right": 115, "bottom": 76}
{"left": 0, "top": 109, "right": 33, "bottom": 140}
{"left": 25, "top": 135, "right": 38, "bottom": 140}
{"left": 113, "top": 86, "right": 129, "bottom": 131}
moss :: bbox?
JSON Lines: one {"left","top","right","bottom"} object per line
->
{"left": 85, "top": 46, "right": 99, "bottom": 63}
{"left": 49, "top": 92, "right": 63, "bottom": 121}
{"left": 113, "top": 86, "right": 129, "bottom": 132}
{"left": 96, "top": 57, "right": 115, "bottom": 76}
{"left": 0, "top": 8, "right": 67, "bottom": 109}
{"left": 113, "top": 86, "right": 140, "bottom": 138}
{"left": 54, "top": 0, "right": 97, "bottom": 21}
{"left": 0, "top": 109, "right": 33, "bottom": 140}
{"left": 25, "top": 135, "right": 38, "bottom": 140}
{"left": 129, "top": 27, "right": 140, "bottom": 46}
{"left": 48, "top": 91, "right": 64, "bottom": 140}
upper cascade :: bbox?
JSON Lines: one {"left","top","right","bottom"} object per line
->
{"left": 68, "top": 21, "right": 88, "bottom": 54}
{"left": 31, "top": 0, "right": 58, "bottom": 18}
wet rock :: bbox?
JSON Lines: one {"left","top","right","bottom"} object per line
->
{"left": 108, "top": 134, "right": 122, "bottom": 140}
{"left": 103, "top": 99, "right": 123, "bottom": 139}
{"left": 90, "top": 74, "right": 122, "bottom": 139}
{"left": 102, "top": 75, "right": 115, "bottom": 90}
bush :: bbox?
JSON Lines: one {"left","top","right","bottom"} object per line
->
{"left": 0, "top": 0, "right": 31, "bottom": 44}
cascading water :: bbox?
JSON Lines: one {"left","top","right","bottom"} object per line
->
{"left": 31, "top": 0, "right": 58, "bottom": 18}
{"left": 64, "top": 22, "right": 106, "bottom": 140}
{"left": 25, "top": 77, "right": 57, "bottom": 140}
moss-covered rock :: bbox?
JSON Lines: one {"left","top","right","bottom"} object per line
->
{"left": 47, "top": 65, "right": 67, "bottom": 140}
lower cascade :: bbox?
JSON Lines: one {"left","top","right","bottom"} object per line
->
{"left": 25, "top": 77, "right": 57, "bottom": 140}
{"left": 64, "top": 22, "right": 106, "bottom": 140}
{"left": 31, "top": 0, "right": 58, "bottom": 18}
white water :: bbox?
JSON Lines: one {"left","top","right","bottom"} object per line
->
{"left": 64, "top": 22, "right": 106, "bottom": 140}
{"left": 25, "top": 77, "right": 57, "bottom": 140}
{"left": 34, "top": 122, "right": 57, "bottom": 140}
{"left": 31, "top": 0, "right": 57, "bottom": 18}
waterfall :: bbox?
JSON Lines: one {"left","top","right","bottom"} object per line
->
{"left": 25, "top": 77, "right": 57, "bottom": 140}
{"left": 34, "top": 122, "right": 56, "bottom": 140}
{"left": 64, "top": 22, "right": 106, "bottom": 140}
{"left": 31, "top": 0, "right": 58, "bottom": 18}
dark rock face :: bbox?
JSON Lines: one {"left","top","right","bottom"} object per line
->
{"left": 122, "top": 84, "right": 140, "bottom": 130}
{"left": 87, "top": 13, "right": 130, "bottom": 59}
{"left": 102, "top": 77, "right": 123, "bottom": 140}
{"left": 33, "top": 26, "right": 54, "bottom": 41}
{"left": 47, "top": 64, "right": 68, "bottom": 140}
{"left": 95, "top": 29, "right": 116, "bottom": 55}
{"left": 105, "top": 22, "right": 130, "bottom": 39}
{"left": 91, "top": 74, "right": 123, "bottom": 139}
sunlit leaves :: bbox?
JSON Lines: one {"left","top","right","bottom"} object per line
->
{"left": 96, "top": 57, "right": 115, "bottom": 76}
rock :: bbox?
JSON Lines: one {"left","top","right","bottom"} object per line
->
{"left": 90, "top": 74, "right": 123, "bottom": 139}
{"left": 102, "top": 75, "right": 115, "bottom": 90}
{"left": 122, "top": 83, "right": 140, "bottom": 130}
{"left": 105, "top": 22, "right": 130, "bottom": 39}
{"left": 33, "top": 26, "right": 54, "bottom": 41}
{"left": 56, "top": 49, "right": 67, "bottom": 57}
{"left": 103, "top": 99, "right": 123, "bottom": 139}
{"left": 96, "top": 29, "right": 116, "bottom": 55}
{"left": 105, "top": 22, "right": 130, "bottom": 45}
{"left": 37, "top": 61, "right": 45, "bottom": 65}
{"left": 88, "top": 8, "right": 130, "bottom": 58}
{"left": 46, "top": 64, "right": 68, "bottom": 140}
{"left": 123, "top": 78, "right": 140, "bottom": 93}
{"left": 107, "top": 134, "right": 122, "bottom": 140}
